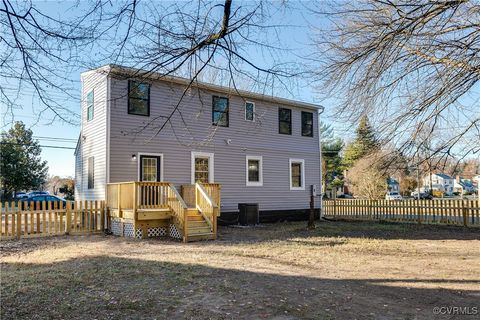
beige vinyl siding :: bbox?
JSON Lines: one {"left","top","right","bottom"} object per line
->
{"left": 77, "top": 70, "right": 108, "bottom": 200}
{"left": 108, "top": 77, "right": 320, "bottom": 212}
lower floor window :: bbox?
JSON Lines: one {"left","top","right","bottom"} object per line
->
{"left": 246, "top": 155, "right": 263, "bottom": 186}
{"left": 87, "top": 156, "right": 94, "bottom": 189}
{"left": 140, "top": 155, "right": 161, "bottom": 182}
{"left": 289, "top": 159, "right": 305, "bottom": 190}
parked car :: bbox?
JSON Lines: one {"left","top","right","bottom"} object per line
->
{"left": 27, "top": 191, "right": 49, "bottom": 197}
{"left": 20, "top": 195, "right": 66, "bottom": 209}
{"left": 336, "top": 194, "right": 354, "bottom": 199}
{"left": 385, "top": 192, "right": 402, "bottom": 200}
{"left": 14, "top": 192, "right": 29, "bottom": 200}
{"left": 411, "top": 191, "right": 433, "bottom": 200}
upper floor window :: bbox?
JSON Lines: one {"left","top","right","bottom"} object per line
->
{"left": 87, "top": 156, "right": 94, "bottom": 189}
{"left": 128, "top": 80, "right": 150, "bottom": 116}
{"left": 212, "top": 96, "right": 229, "bottom": 127}
{"left": 279, "top": 108, "right": 292, "bottom": 135}
{"left": 301, "top": 111, "right": 313, "bottom": 137}
{"left": 245, "top": 101, "right": 255, "bottom": 121}
{"left": 86, "top": 90, "right": 94, "bottom": 121}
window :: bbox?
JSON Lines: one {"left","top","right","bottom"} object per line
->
{"left": 279, "top": 108, "right": 292, "bottom": 135}
{"left": 87, "top": 90, "right": 94, "bottom": 121}
{"left": 246, "top": 156, "right": 263, "bottom": 186}
{"left": 139, "top": 155, "right": 162, "bottom": 182}
{"left": 128, "top": 80, "right": 150, "bottom": 116}
{"left": 289, "top": 158, "right": 305, "bottom": 190}
{"left": 245, "top": 101, "right": 255, "bottom": 121}
{"left": 301, "top": 111, "right": 313, "bottom": 137}
{"left": 191, "top": 152, "right": 214, "bottom": 184}
{"left": 212, "top": 96, "right": 229, "bottom": 127}
{"left": 87, "top": 157, "right": 94, "bottom": 189}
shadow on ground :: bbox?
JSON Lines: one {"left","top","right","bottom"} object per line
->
{"left": 217, "top": 220, "right": 480, "bottom": 244}
{"left": 2, "top": 255, "right": 479, "bottom": 320}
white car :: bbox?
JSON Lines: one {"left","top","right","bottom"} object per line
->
{"left": 385, "top": 192, "right": 402, "bottom": 200}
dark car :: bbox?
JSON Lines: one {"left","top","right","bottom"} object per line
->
{"left": 336, "top": 194, "right": 354, "bottom": 199}
{"left": 20, "top": 195, "right": 66, "bottom": 210}
{"left": 27, "top": 191, "right": 49, "bottom": 197}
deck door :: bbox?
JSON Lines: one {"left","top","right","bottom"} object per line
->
{"left": 140, "top": 155, "right": 161, "bottom": 182}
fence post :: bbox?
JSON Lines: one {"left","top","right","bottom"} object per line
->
{"left": 16, "top": 209, "right": 21, "bottom": 239}
{"left": 333, "top": 198, "right": 337, "bottom": 218}
{"left": 462, "top": 200, "right": 467, "bottom": 227}
{"left": 65, "top": 201, "right": 71, "bottom": 235}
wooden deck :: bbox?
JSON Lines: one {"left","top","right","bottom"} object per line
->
{"left": 105, "top": 182, "right": 220, "bottom": 242}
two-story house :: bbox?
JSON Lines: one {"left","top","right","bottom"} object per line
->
{"left": 422, "top": 173, "right": 454, "bottom": 196}
{"left": 74, "top": 65, "right": 323, "bottom": 232}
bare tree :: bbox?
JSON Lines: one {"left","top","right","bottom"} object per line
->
{"left": 310, "top": 0, "right": 480, "bottom": 166}
{"left": 348, "top": 152, "right": 390, "bottom": 200}
{"left": 1, "top": 0, "right": 300, "bottom": 138}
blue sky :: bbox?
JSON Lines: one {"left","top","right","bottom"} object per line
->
{"left": 2, "top": 1, "right": 345, "bottom": 177}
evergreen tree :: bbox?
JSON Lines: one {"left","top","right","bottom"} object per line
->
{"left": 320, "top": 122, "right": 344, "bottom": 192}
{"left": 0, "top": 122, "right": 48, "bottom": 199}
{"left": 343, "top": 115, "right": 378, "bottom": 168}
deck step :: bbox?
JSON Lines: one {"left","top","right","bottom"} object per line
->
{"left": 188, "top": 221, "right": 210, "bottom": 227}
{"left": 188, "top": 227, "right": 213, "bottom": 235}
{"left": 187, "top": 232, "right": 215, "bottom": 241}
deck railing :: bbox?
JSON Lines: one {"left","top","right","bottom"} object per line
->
{"left": 167, "top": 184, "right": 187, "bottom": 231}
{"left": 195, "top": 183, "right": 219, "bottom": 233}
{"left": 106, "top": 182, "right": 188, "bottom": 237}
{"left": 201, "top": 183, "right": 221, "bottom": 207}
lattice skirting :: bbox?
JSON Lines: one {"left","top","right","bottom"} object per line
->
{"left": 122, "top": 223, "right": 134, "bottom": 238}
{"left": 147, "top": 226, "right": 168, "bottom": 237}
{"left": 169, "top": 224, "right": 183, "bottom": 240}
{"left": 111, "top": 219, "right": 122, "bottom": 236}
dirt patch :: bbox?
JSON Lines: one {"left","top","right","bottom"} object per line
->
{"left": 1, "top": 221, "right": 479, "bottom": 319}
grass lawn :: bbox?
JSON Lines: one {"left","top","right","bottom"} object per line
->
{"left": 1, "top": 220, "right": 479, "bottom": 319}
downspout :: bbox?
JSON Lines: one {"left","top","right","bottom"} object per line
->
{"left": 318, "top": 106, "right": 325, "bottom": 218}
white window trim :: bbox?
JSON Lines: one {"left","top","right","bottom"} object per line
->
{"left": 245, "top": 101, "right": 255, "bottom": 122}
{"left": 289, "top": 158, "right": 305, "bottom": 191}
{"left": 137, "top": 152, "right": 164, "bottom": 182}
{"left": 191, "top": 151, "right": 214, "bottom": 184}
{"left": 246, "top": 155, "right": 263, "bottom": 187}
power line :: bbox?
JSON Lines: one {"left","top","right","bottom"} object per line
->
{"left": 0, "top": 142, "right": 76, "bottom": 150}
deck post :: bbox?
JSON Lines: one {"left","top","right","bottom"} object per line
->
{"left": 117, "top": 184, "right": 122, "bottom": 218}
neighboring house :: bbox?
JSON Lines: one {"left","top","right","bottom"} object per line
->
{"left": 74, "top": 65, "right": 323, "bottom": 220}
{"left": 387, "top": 177, "right": 400, "bottom": 193}
{"left": 422, "top": 173, "right": 454, "bottom": 196}
{"left": 472, "top": 175, "right": 480, "bottom": 189}
{"left": 454, "top": 176, "right": 476, "bottom": 194}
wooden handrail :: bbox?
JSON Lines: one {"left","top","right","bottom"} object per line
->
{"left": 195, "top": 183, "right": 215, "bottom": 231}
{"left": 168, "top": 184, "right": 187, "bottom": 209}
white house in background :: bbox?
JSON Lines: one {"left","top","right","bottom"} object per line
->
{"left": 422, "top": 173, "right": 454, "bottom": 195}
{"left": 387, "top": 177, "right": 400, "bottom": 193}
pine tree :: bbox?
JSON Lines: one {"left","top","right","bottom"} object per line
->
{"left": 0, "top": 122, "right": 48, "bottom": 199}
{"left": 320, "top": 122, "right": 344, "bottom": 192}
{"left": 343, "top": 115, "right": 378, "bottom": 169}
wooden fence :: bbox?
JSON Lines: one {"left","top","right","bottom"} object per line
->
{"left": 323, "top": 199, "right": 480, "bottom": 226}
{"left": 1, "top": 200, "right": 105, "bottom": 240}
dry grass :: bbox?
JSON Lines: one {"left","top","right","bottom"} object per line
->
{"left": 1, "top": 220, "right": 479, "bottom": 319}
